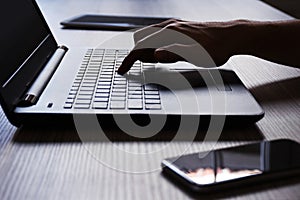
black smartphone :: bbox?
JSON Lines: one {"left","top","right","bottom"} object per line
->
{"left": 161, "top": 139, "right": 300, "bottom": 193}
{"left": 60, "top": 14, "right": 173, "bottom": 30}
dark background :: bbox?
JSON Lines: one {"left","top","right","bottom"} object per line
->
{"left": 262, "top": 0, "right": 300, "bottom": 19}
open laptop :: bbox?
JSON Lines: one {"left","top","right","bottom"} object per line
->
{"left": 0, "top": 0, "right": 264, "bottom": 127}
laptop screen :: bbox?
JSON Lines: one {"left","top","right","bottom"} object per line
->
{"left": 0, "top": 0, "right": 57, "bottom": 125}
{"left": 0, "top": 0, "right": 49, "bottom": 87}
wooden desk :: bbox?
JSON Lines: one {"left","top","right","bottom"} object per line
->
{"left": 1, "top": 0, "right": 300, "bottom": 199}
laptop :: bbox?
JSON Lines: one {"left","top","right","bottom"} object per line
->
{"left": 0, "top": 0, "right": 264, "bottom": 127}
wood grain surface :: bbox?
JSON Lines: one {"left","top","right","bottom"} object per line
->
{"left": 0, "top": 0, "right": 299, "bottom": 199}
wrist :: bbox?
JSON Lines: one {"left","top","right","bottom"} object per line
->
{"left": 225, "top": 20, "right": 277, "bottom": 56}
{"left": 219, "top": 19, "right": 300, "bottom": 67}
{"left": 224, "top": 20, "right": 257, "bottom": 56}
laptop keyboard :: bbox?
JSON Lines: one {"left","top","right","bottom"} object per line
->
{"left": 63, "top": 48, "right": 161, "bottom": 110}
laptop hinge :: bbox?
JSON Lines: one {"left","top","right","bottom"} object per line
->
{"left": 18, "top": 45, "right": 68, "bottom": 106}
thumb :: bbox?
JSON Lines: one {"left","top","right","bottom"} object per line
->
{"left": 154, "top": 44, "right": 186, "bottom": 63}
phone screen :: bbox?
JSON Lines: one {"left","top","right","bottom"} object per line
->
{"left": 162, "top": 139, "right": 300, "bottom": 190}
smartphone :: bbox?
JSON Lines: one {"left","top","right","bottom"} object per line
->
{"left": 60, "top": 14, "right": 173, "bottom": 30}
{"left": 161, "top": 139, "right": 300, "bottom": 193}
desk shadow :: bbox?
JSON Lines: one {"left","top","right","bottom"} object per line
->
{"left": 13, "top": 116, "right": 264, "bottom": 143}
{"left": 161, "top": 171, "right": 300, "bottom": 199}
{"left": 250, "top": 76, "right": 300, "bottom": 103}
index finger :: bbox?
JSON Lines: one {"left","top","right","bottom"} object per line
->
{"left": 117, "top": 48, "right": 157, "bottom": 75}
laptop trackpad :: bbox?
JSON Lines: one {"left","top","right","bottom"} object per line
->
{"left": 142, "top": 68, "right": 232, "bottom": 91}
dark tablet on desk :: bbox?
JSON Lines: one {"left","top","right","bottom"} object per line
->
{"left": 60, "top": 14, "right": 173, "bottom": 30}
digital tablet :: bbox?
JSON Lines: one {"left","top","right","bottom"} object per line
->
{"left": 60, "top": 14, "right": 174, "bottom": 30}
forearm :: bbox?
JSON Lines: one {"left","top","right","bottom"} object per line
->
{"left": 229, "top": 20, "right": 300, "bottom": 67}
{"left": 119, "top": 19, "right": 300, "bottom": 74}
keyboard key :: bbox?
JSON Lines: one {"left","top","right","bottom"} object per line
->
{"left": 114, "top": 77, "right": 126, "bottom": 81}
{"left": 69, "top": 91, "right": 77, "bottom": 95}
{"left": 94, "top": 97, "right": 109, "bottom": 102}
{"left": 64, "top": 103, "right": 72, "bottom": 109}
{"left": 95, "top": 93, "right": 109, "bottom": 98}
{"left": 74, "top": 104, "right": 90, "bottom": 109}
{"left": 93, "top": 102, "right": 108, "bottom": 109}
{"left": 70, "top": 86, "right": 79, "bottom": 91}
{"left": 86, "top": 71, "right": 99, "bottom": 75}
{"left": 99, "top": 78, "right": 112, "bottom": 82}
{"left": 128, "top": 86, "right": 142, "bottom": 92}
{"left": 128, "top": 99, "right": 143, "bottom": 109}
{"left": 145, "top": 104, "right": 161, "bottom": 110}
{"left": 144, "top": 84, "right": 158, "bottom": 91}
{"left": 79, "top": 91, "right": 93, "bottom": 95}
{"left": 112, "top": 88, "right": 126, "bottom": 93}
{"left": 105, "top": 49, "right": 117, "bottom": 54}
{"left": 110, "top": 101, "right": 125, "bottom": 109}
{"left": 145, "top": 95, "right": 160, "bottom": 99}
{"left": 97, "top": 85, "right": 111, "bottom": 89}
{"left": 67, "top": 94, "right": 76, "bottom": 99}
{"left": 144, "top": 91, "right": 159, "bottom": 95}
{"left": 101, "top": 69, "right": 113, "bottom": 73}
{"left": 101, "top": 71, "right": 113, "bottom": 75}
{"left": 103, "top": 60, "right": 115, "bottom": 64}
{"left": 82, "top": 83, "right": 96, "bottom": 87}
{"left": 89, "top": 61, "right": 101, "bottom": 65}
{"left": 128, "top": 90, "right": 142, "bottom": 95}
{"left": 114, "top": 74, "right": 123, "bottom": 78}
{"left": 113, "top": 85, "right": 126, "bottom": 89}
{"left": 83, "top": 77, "right": 97, "bottom": 81}
{"left": 133, "top": 63, "right": 141, "bottom": 67}
{"left": 111, "top": 96, "right": 126, "bottom": 101}
{"left": 111, "top": 92, "right": 126, "bottom": 97}
{"left": 128, "top": 94, "right": 142, "bottom": 99}
{"left": 79, "top": 87, "right": 94, "bottom": 91}
{"left": 99, "top": 75, "right": 112, "bottom": 78}
{"left": 98, "top": 82, "right": 111, "bottom": 86}
{"left": 77, "top": 95, "right": 92, "bottom": 100}
{"left": 82, "top": 79, "right": 96, "bottom": 83}
{"left": 65, "top": 98, "right": 75, "bottom": 103}
{"left": 96, "top": 89, "right": 110, "bottom": 93}
{"left": 90, "top": 58, "right": 102, "bottom": 62}
{"left": 113, "top": 80, "right": 126, "bottom": 85}
{"left": 75, "top": 99, "right": 91, "bottom": 104}
{"left": 143, "top": 63, "right": 155, "bottom": 69}
{"left": 145, "top": 99, "right": 161, "bottom": 104}
{"left": 129, "top": 83, "right": 142, "bottom": 87}
{"left": 85, "top": 74, "right": 98, "bottom": 78}
{"left": 94, "top": 49, "right": 104, "bottom": 53}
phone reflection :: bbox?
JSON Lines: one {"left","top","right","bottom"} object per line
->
{"left": 169, "top": 140, "right": 300, "bottom": 185}
{"left": 186, "top": 167, "right": 262, "bottom": 184}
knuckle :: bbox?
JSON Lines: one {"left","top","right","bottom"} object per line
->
{"left": 165, "top": 22, "right": 179, "bottom": 30}
{"left": 165, "top": 21, "right": 187, "bottom": 30}
{"left": 165, "top": 18, "right": 178, "bottom": 24}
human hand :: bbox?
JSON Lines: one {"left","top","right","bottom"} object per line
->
{"left": 118, "top": 19, "right": 242, "bottom": 75}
